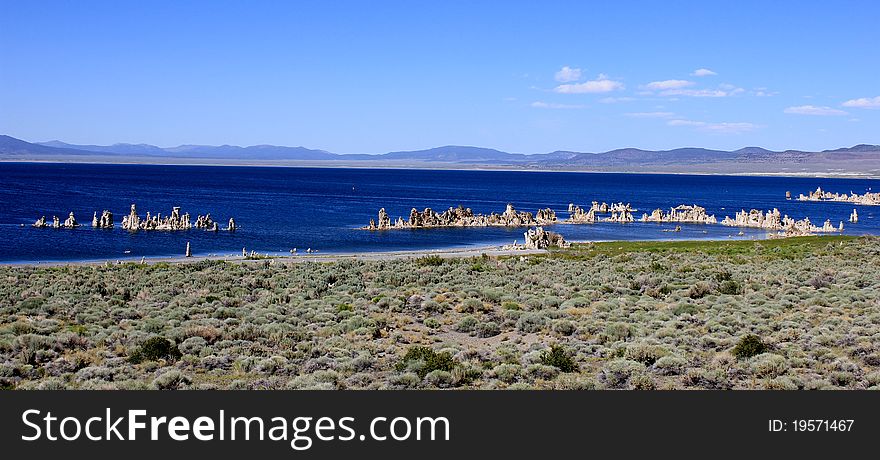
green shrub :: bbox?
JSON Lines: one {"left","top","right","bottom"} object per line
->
{"left": 539, "top": 345, "right": 577, "bottom": 372}
{"left": 688, "top": 282, "right": 711, "bottom": 299}
{"left": 395, "top": 346, "right": 455, "bottom": 379}
{"left": 718, "top": 280, "right": 742, "bottom": 295}
{"left": 129, "top": 337, "right": 182, "bottom": 364}
{"left": 455, "top": 316, "right": 478, "bottom": 333}
{"left": 476, "top": 321, "right": 500, "bottom": 338}
{"left": 415, "top": 255, "right": 444, "bottom": 267}
{"left": 732, "top": 334, "right": 767, "bottom": 359}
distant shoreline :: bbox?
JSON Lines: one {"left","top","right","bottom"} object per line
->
{"left": 2, "top": 159, "right": 878, "bottom": 179}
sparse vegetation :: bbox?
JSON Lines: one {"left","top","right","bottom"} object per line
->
{"left": 0, "top": 235, "right": 878, "bottom": 389}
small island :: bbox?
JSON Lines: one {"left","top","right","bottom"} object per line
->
{"left": 721, "top": 208, "right": 843, "bottom": 237}
{"left": 366, "top": 203, "right": 556, "bottom": 230}
{"left": 796, "top": 187, "right": 880, "bottom": 206}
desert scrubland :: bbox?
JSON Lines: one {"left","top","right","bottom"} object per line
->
{"left": 1, "top": 236, "right": 879, "bottom": 390}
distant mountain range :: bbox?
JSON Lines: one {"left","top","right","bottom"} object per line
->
{"left": 2, "top": 134, "right": 880, "bottom": 176}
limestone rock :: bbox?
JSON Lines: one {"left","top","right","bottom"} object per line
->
{"left": 366, "top": 203, "right": 544, "bottom": 229}
{"left": 566, "top": 201, "right": 636, "bottom": 223}
{"left": 91, "top": 210, "right": 114, "bottom": 228}
{"left": 32, "top": 216, "right": 48, "bottom": 228}
{"left": 63, "top": 212, "right": 80, "bottom": 228}
{"left": 640, "top": 204, "right": 717, "bottom": 224}
{"left": 722, "top": 208, "right": 844, "bottom": 237}
{"left": 797, "top": 187, "right": 880, "bottom": 206}
{"left": 523, "top": 227, "right": 570, "bottom": 250}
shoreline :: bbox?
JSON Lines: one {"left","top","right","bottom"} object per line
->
{"left": 5, "top": 233, "right": 861, "bottom": 267}
{"left": 0, "top": 244, "right": 549, "bottom": 268}
{"left": 3, "top": 159, "right": 879, "bottom": 179}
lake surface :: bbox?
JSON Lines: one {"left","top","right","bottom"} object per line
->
{"left": 0, "top": 162, "right": 877, "bottom": 262}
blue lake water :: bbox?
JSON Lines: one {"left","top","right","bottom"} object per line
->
{"left": 0, "top": 162, "right": 878, "bottom": 263}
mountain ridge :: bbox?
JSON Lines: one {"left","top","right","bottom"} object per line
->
{"left": 2, "top": 135, "right": 879, "bottom": 175}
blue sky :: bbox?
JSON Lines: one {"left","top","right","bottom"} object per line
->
{"left": 1, "top": 1, "right": 878, "bottom": 153}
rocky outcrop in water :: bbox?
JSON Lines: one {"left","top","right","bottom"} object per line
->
{"left": 797, "top": 187, "right": 880, "bottom": 206}
{"left": 366, "top": 203, "right": 554, "bottom": 229}
{"left": 194, "top": 213, "right": 215, "bottom": 230}
{"left": 567, "top": 203, "right": 597, "bottom": 223}
{"left": 227, "top": 218, "right": 237, "bottom": 231}
{"left": 535, "top": 208, "right": 557, "bottom": 223}
{"left": 63, "top": 212, "right": 80, "bottom": 228}
{"left": 522, "top": 227, "right": 570, "bottom": 249}
{"left": 721, "top": 208, "right": 843, "bottom": 237}
{"left": 92, "top": 210, "right": 114, "bottom": 228}
{"left": 640, "top": 204, "right": 717, "bottom": 224}
{"left": 850, "top": 209, "right": 859, "bottom": 223}
{"left": 566, "top": 201, "right": 635, "bottom": 223}
{"left": 34, "top": 214, "right": 81, "bottom": 229}
{"left": 119, "top": 204, "right": 228, "bottom": 232}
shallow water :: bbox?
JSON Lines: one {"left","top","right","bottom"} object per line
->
{"left": 0, "top": 162, "right": 877, "bottom": 262}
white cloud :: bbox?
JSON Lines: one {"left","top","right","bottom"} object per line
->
{"left": 599, "top": 96, "right": 635, "bottom": 103}
{"left": 842, "top": 96, "right": 880, "bottom": 108}
{"left": 784, "top": 105, "right": 848, "bottom": 116}
{"left": 554, "top": 66, "right": 582, "bottom": 82}
{"left": 691, "top": 68, "right": 717, "bottom": 77}
{"left": 668, "top": 119, "right": 759, "bottom": 134}
{"left": 530, "top": 101, "right": 585, "bottom": 109}
{"left": 754, "top": 88, "right": 778, "bottom": 97}
{"left": 660, "top": 88, "right": 734, "bottom": 98}
{"left": 625, "top": 111, "right": 675, "bottom": 118}
{"left": 642, "top": 79, "right": 694, "bottom": 90}
{"left": 667, "top": 119, "right": 706, "bottom": 127}
{"left": 554, "top": 74, "right": 624, "bottom": 94}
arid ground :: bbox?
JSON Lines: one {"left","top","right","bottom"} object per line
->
{"left": 2, "top": 236, "right": 879, "bottom": 390}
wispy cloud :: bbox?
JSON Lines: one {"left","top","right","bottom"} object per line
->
{"left": 691, "top": 68, "right": 717, "bottom": 77}
{"left": 842, "top": 96, "right": 880, "bottom": 109}
{"left": 668, "top": 119, "right": 759, "bottom": 134}
{"left": 599, "top": 96, "right": 635, "bottom": 103}
{"left": 530, "top": 101, "right": 585, "bottom": 109}
{"left": 784, "top": 105, "right": 848, "bottom": 116}
{"left": 754, "top": 88, "right": 778, "bottom": 97}
{"left": 660, "top": 87, "right": 743, "bottom": 98}
{"left": 554, "top": 66, "right": 582, "bottom": 83}
{"left": 642, "top": 79, "right": 694, "bottom": 90}
{"left": 625, "top": 111, "right": 674, "bottom": 118}
{"left": 554, "top": 74, "right": 624, "bottom": 94}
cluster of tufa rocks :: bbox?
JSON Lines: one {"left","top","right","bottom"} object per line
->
{"left": 640, "top": 204, "right": 717, "bottom": 224}
{"left": 92, "top": 210, "right": 114, "bottom": 228}
{"left": 35, "top": 205, "right": 237, "bottom": 233}
{"left": 566, "top": 201, "right": 636, "bottom": 223}
{"left": 797, "top": 187, "right": 880, "bottom": 206}
{"left": 366, "top": 203, "right": 556, "bottom": 230}
{"left": 522, "top": 227, "right": 570, "bottom": 249}
{"left": 33, "top": 212, "right": 81, "bottom": 229}
{"left": 120, "top": 204, "right": 235, "bottom": 232}
{"left": 720, "top": 208, "right": 843, "bottom": 237}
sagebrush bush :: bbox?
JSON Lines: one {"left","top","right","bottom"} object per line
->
{"left": 732, "top": 334, "right": 768, "bottom": 359}
{"left": 539, "top": 345, "right": 577, "bottom": 372}
{"left": 395, "top": 346, "right": 455, "bottom": 379}
{"left": 129, "top": 337, "right": 182, "bottom": 364}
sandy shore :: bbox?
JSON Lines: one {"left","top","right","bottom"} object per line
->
{"left": 2, "top": 245, "right": 548, "bottom": 268}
